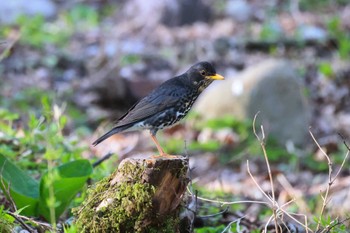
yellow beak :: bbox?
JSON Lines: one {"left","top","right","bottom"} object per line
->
{"left": 207, "top": 73, "right": 225, "bottom": 80}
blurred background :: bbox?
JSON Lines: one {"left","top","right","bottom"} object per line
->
{"left": 0, "top": 0, "right": 350, "bottom": 231}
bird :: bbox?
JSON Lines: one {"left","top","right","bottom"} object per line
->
{"left": 92, "top": 61, "right": 224, "bottom": 157}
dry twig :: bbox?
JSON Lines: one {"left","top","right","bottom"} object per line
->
{"left": 187, "top": 112, "right": 313, "bottom": 232}
{"left": 309, "top": 129, "right": 350, "bottom": 231}
{"left": 247, "top": 113, "right": 311, "bottom": 233}
{"left": 277, "top": 174, "right": 310, "bottom": 215}
{"left": 252, "top": 112, "right": 279, "bottom": 232}
{"left": 325, "top": 216, "right": 350, "bottom": 233}
{"left": 187, "top": 186, "right": 268, "bottom": 206}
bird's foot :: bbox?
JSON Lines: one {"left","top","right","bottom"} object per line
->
{"left": 151, "top": 153, "right": 179, "bottom": 159}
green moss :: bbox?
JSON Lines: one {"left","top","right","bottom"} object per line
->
{"left": 73, "top": 159, "right": 182, "bottom": 233}
{"left": 74, "top": 161, "right": 153, "bottom": 232}
{"left": 146, "top": 214, "right": 180, "bottom": 233}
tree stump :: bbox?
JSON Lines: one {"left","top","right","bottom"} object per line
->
{"left": 74, "top": 156, "right": 189, "bottom": 233}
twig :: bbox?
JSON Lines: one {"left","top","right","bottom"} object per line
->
{"left": 221, "top": 214, "right": 248, "bottom": 233}
{"left": 277, "top": 174, "right": 310, "bottom": 215}
{"left": 6, "top": 212, "right": 36, "bottom": 233}
{"left": 281, "top": 211, "right": 310, "bottom": 232}
{"left": 92, "top": 152, "right": 114, "bottom": 168}
{"left": 309, "top": 128, "right": 332, "bottom": 166}
{"left": 325, "top": 216, "right": 350, "bottom": 233}
{"left": 252, "top": 112, "right": 279, "bottom": 233}
{"left": 252, "top": 114, "right": 275, "bottom": 202}
{"left": 246, "top": 161, "right": 273, "bottom": 203}
{"left": 332, "top": 149, "right": 349, "bottom": 182}
{"left": 8, "top": 212, "right": 53, "bottom": 231}
{"left": 248, "top": 113, "right": 312, "bottom": 233}
{"left": 188, "top": 114, "right": 314, "bottom": 232}
{"left": 264, "top": 214, "right": 276, "bottom": 233}
{"left": 92, "top": 141, "right": 137, "bottom": 168}
{"left": 310, "top": 129, "right": 349, "bottom": 231}
{"left": 338, "top": 133, "right": 350, "bottom": 151}
{"left": 198, "top": 206, "right": 229, "bottom": 219}
{"left": 309, "top": 129, "right": 331, "bottom": 231}
{"left": 187, "top": 186, "right": 269, "bottom": 206}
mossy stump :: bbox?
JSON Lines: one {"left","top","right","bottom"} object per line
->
{"left": 74, "top": 156, "right": 189, "bottom": 233}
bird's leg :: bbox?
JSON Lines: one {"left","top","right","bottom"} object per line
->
{"left": 149, "top": 132, "right": 177, "bottom": 158}
{"left": 150, "top": 133, "right": 165, "bottom": 155}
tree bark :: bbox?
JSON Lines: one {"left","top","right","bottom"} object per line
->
{"left": 74, "top": 156, "right": 189, "bottom": 233}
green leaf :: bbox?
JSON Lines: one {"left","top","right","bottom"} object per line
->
{"left": 0, "top": 109, "right": 19, "bottom": 121}
{"left": 319, "top": 62, "right": 334, "bottom": 77}
{"left": 0, "top": 154, "right": 39, "bottom": 216}
{"left": 196, "top": 225, "right": 226, "bottom": 233}
{"left": 189, "top": 140, "right": 220, "bottom": 152}
{"left": 203, "top": 116, "right": 237, "bottom": 130}
{"left": 38, "top": 160, "right": 92, "bottom": 221}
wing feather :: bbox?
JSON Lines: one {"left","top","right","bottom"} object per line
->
{"left": 114, "top": 78, "right": 188, "bottom": 127}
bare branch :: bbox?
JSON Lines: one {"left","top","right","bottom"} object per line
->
{"left": 309, "top": 128, "right": 332, "bottom": 167}
{"left": 199, "top": 207, "right": 229, "bottom": 218}
{"left": 309, "top": 129, "right": 349, "bottom": 231}
{"left": 332, "top": 149, "right": 349, "bottom": 183}
{"left": 338, "top": 133, "right": 350, "bottom": 152}
{"left": 221, "top": 214, "right": 248, "bottom": 233}
{"left": 277, "top": 174, "right": 311, "bottom": 215}
{"left": 246, "top": 160, "right": 273, "bottom": 203}
{"left": 325, "top": 216, "right": 350, "bottom": 233}
{"left": 186, "top": 186, "right": 269, "bottom": 206}
{"left": 6, "top": 212, "right": 36, "bottom": 233}
{"left": 253, "top": 112, "right": 279, "bottom": 232}
{"left": 280, "top": 211, "right": 311, "bottom": 232}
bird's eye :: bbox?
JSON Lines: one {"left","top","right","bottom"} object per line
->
{"left": 200, "top": 70, "right": 206, "bottom": 76}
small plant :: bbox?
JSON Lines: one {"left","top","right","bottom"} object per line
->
{"left": 120, "top": 54, "right": 142, "bottom": 66}
{"left": 0, "top": 3, "right": 101, "bottom": 49}
{"left": 327, "top": 17, "right": 350, "bottom": 60}
{"left": 15, "top": 15, "right": 70, "bottom": 48}
{"left": 62, "top": 4, "right": 99, "bottom": 31}
{"left": 0, "top": 96, "right": 93, "bottom": 230}
{"left": 318, "top": 61, "right": 334, "bottom": 78}
{"left": 0, "top": 155, "right": 92, "bottom": 221}
{"left": 0, "top": 206, "right": 15, "bottom": 233}
{"left": 259, "top": 20, "right": 282, "bottom": 42}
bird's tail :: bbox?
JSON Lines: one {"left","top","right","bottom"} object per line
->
{"left": 92, "top": 125, "right": 130, "bottom": 146}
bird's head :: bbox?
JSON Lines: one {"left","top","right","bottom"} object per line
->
{"left": 186, "top": 61, "right": 225, "bottom": 92}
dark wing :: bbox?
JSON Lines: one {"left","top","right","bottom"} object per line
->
{"left": 114, "top": 77, "right": 188, "bottom": 127}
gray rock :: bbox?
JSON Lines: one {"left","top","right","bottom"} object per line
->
{"left": 297, "top": 25, "right": 328, "bottom": 41}
{"left": 225, "top": 0, "right": 252, "bottom": 22}
{"left": 193, "top": 59, "right": 311, "bottom": 146}
{"left": 0, "top": 0, "right": 56, "bottom": 24}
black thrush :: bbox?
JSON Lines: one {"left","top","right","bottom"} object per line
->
{"left": 92, "top": 61, "right": 224, "bottom": 157}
